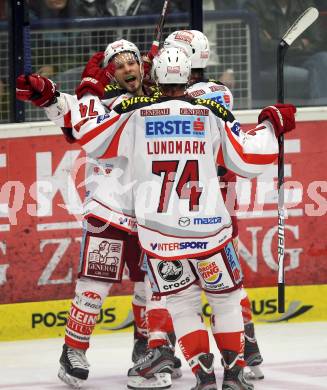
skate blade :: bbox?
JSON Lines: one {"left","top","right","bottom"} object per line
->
{"left": 127, "top": 373, "right": 172, "bottom": 389}
{"left": 171, "top": 367, "right": 182, "bottom": 379}
{"left": 244, "top": 365, "right": 264, "bottom": 380}
{"left": 58, "top": 366, "right": 85, "bottom": 389}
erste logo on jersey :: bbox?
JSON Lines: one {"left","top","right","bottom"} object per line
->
{"left": 145, "top": 115, "right": 205, "bottom": 138}
{"left": 224, "top": 243, "right": 243, "bottom": 284}
{"left": 203, "top": 91, "right": 231, "bottom": 110}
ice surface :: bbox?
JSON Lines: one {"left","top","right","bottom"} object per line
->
{"left": 0, "top": 322, "right": 326, "bottom": 389}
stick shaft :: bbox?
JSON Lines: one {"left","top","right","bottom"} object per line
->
{"left": 276, "top": 39, "right": 288, "bottom": 314}
{"left": 154, "top": 0, "right": 170, "bottom": 44}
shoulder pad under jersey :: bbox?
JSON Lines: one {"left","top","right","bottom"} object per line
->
{"left": 208, "top": 78, "right": 225, "bottom": 86}
{"left": 149, "top": 85, "right": 162, "bottom": 98}
{"left": 193, "top": 97, "right": 235, "bottom": 122}
{"left": 114, "top": 95, "right": 160, "bottom": 114}
{"left": 104, "top": 83, "right": 125, "bottom": 98}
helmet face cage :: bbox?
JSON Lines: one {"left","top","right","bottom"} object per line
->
{"left": 164, "top": 30, "right": 210, "bottom": 69}
{"left": 153, "top": 47, "right": 191, "bottom": 84}
{"left": 103, "top": 39, "right": 142, "bottom": 67}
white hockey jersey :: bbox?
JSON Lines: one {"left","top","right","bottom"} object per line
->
{"left": 186, "top": 80, "right": 234, "bottom": 111}
{"left": 77, "top": 95, "right": 279, "bottom": 259}
{"left": 44, "top": 89, "right": 138, "bottom": 232}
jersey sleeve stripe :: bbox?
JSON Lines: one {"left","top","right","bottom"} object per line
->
{"left": 224, "top": 123, "right": 278, "bottom": 164}
{"left": 98, "top": 114, "right": 133, "bottom": 159}
{"left": 63, "top": 110, "right": 72, "bottom": 128}
{"left": 77, "top": 114, "right": 121, "bottom": 146}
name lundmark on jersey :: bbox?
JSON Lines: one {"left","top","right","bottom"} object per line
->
{"left": 147, "top": 140, "right": 206, "bottom": 155}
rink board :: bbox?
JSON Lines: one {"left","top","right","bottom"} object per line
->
{"left": 0, "top": 284, "right": 326, "bottom": 341}
{"left": 1, "top": 110, "right": 327, "bottom": 305}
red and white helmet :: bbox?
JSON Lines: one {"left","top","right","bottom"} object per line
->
{"left": 153, "top": 47, "right": 191, "bottom": 84}
{"left": 164, "top": 30, "right": 210, "bottom": 69}
{"left": 103, "top": 39, "right": 142, "bottom": 66}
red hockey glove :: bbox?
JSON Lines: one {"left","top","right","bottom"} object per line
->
{"left": 258, "top": 104, "right": 296, "bottom": 137}
{"left": 16, "top": 74, "right": 57, "bottom": 107}
{"left": 75, "top": 52, "right": 115, "bottom": 99}
{"left": 142, "top": 41, "right": 159, "bottom": 79}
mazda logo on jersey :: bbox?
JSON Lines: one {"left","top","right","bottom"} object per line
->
{"left": 157, "top": 260, "right": 183, "bottom": 282}
{"left": 145, "top": 115, "right": 205, "bottom": 138}
{"left": 178, "top": 217, "right": 191, "bottom": 227}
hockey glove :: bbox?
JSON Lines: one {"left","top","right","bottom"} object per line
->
{"left": 258, "top": 104, "right": 296, "bottom": 137}
{"left": 16, "top": 74, "right": 57, "bottom": 107}
{"left": 75, "top": 52, "right": 115, "bottom": 99}
{"left": 143, "top": 42, "right": 159, "bottom": 79}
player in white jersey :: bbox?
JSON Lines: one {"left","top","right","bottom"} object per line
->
{"left": 164, "top": 29, "right": 264, "bottom": 380}
{"left": 16, "top": 40, "right": 180, "bottom": 389}
{"left": 69, "top": 47, "right": 296, "bottom": 389}
{"left": 16, "top": 40, "right": 181, "bottom": 388}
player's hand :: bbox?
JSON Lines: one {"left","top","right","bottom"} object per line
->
{"left": 143, "top": 41, "right": 159, "bottom": 79}
{"left": 258, "top": 104, "right": 296, "bottom": 137}
{"left": 16, "top": 74, "right": 57, "bottom": 107}
{"left": 75, "top": 52, "right": 115, "bottom": 99}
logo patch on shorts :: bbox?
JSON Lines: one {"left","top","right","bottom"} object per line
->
{"left": 83, "top": 236, "right": 124, "bottom": 281}
{"left": 157, "top": 260, "right": 183, "bottom": 282}
{"left": 197, "top": 260, "right": 223, "bottom": 285}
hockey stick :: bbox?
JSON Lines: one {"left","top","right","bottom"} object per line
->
{"left": 148, "top": 0, "right": 170, "bottom": 58}
{"left": 23, "top": 0, "right": 32, "bottom": 74}
{"left": 277, "top": 7, "right": 319, "bottom": 313}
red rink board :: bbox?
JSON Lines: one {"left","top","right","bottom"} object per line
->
{"left": 0, "top": 121, "right": 326, "bottom": 304}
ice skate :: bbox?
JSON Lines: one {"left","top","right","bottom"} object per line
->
{"left": 172, "top": 355, "right": 183, "bottom": 379}
{"left": 132, "top": 335, "right": 148, "bottom": 363}
{"left": 166, "top": 332, "right": 182, "bottom": 379}
{"left": 244, "top": 323, "right": 264, "bottom": 380}
{"left": 58, "top": 344, "right": 89, "bottom": 389}
{"left": 221, "top": 350, "right": 254, "bottom": 390}
{"left": 127, "top": 345, "right": 175, "bottom": 389}
{"left": 191, "top": 353, "right": 217, "bottom": 390}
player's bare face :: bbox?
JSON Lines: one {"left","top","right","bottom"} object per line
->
{"left": 113, "top": 52, "right": 142, "bottom": 95}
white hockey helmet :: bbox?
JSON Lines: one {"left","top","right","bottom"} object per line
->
{"left": 153, "top": 47, "right": 191, "bottom": 84}
{"left": 103, "top": 39, "right": 142, "bottom": 66}
{"left": 164, "top": 30, "right": 210, "bottom": 69}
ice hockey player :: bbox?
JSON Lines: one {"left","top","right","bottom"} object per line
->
{"left": 16, "top": 39, "right": 179, "bottom": 389}
{"left": 164, "top": 29, "right": 264, "bottom": 380}
{"left": 69, "top": 46, "right": 296, "bottom": 389}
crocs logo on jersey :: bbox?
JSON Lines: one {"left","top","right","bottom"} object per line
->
{"left": 150, "top": 241, "right": 209, "bottom": 251}
{"left": 158, "top": 260, "right": 183, "bottom": 282}
{"left": 145, "top": 115, "right": 205, "bottom": 138}
{"left": 197, "top": 261, "right": 223, "bottom": 285}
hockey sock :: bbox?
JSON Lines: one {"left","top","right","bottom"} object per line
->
{"left": 179, "top": 329, "right": 210, "bottom": 373}
{"left": 65, "top": 277, "right": 110, "bottom": 350}
{"left": 240, "top": 290, "right": 253, "bottom": 325}
{"left": 132, "top": 302, "right": 148, "bottom": 338}
{"left": 147, "top": 308, "right": 173, "bottom": 348}
{"left": 214, "top": 331, "right": 246, "bottom": 367}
